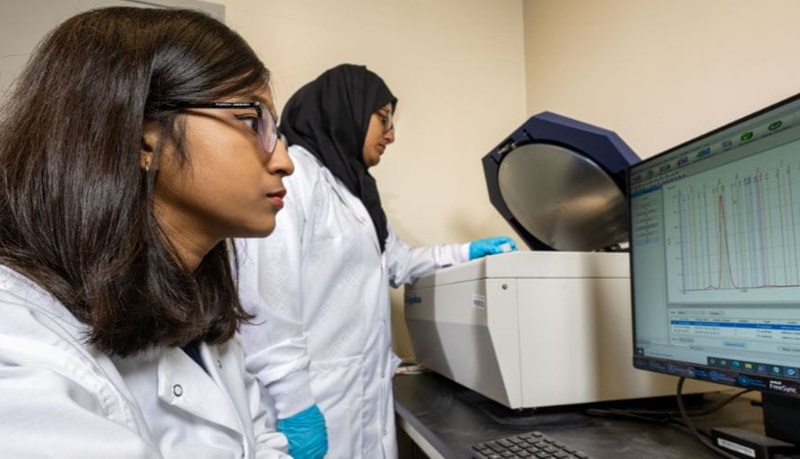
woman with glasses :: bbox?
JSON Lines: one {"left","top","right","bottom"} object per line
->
{"left": 236, "top": 63, "right": 515, "bottom": 458}
{"left": 0, "top": 7, "right": 293, "bottom": 458}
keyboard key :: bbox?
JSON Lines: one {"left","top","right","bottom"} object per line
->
{"left": 471, "top": 432, "right": 591, "bottom": 459}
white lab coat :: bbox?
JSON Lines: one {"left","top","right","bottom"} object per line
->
{"left": 237, "top": 145, "right": 468, "bottom": 459}
{"left": 0, "top": 266, "right": 290, "bottom": 459}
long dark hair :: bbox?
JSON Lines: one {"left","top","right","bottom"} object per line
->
{"left": 0, "top": 7, "right": 269, "bottom": 356}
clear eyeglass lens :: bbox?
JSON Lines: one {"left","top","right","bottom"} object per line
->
{"left": 382, "top": 112, "right": 393, "bottom": 133}
{"left": 259, "top": 111, "right": 278, "bottom": 154}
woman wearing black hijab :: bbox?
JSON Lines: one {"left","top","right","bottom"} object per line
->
{"left": 237, "top": 64, "right": 515, "bottom": 458}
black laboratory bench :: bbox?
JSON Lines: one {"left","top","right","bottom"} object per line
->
{"left": 393, "top": 371, "right": 765, "bottom": 459}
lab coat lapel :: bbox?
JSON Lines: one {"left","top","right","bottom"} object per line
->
{"left": 320, "top": 167, "right": 382, "bottom": 254}
{"left": 201, "top": 343, "right": 249, "bottom": 425}
{"left": 157, "top": 347, "right": 242, "bottom": 434}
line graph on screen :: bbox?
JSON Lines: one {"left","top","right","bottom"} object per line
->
{"left": 664, "top": 141, "right": 800, "bottom": 302}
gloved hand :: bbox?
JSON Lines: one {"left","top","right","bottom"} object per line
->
{"left": 469, "top": 236, "right": 518, "bottom": 260}
{"left": 276, "top": 404, "right": 328, "bottom": 459}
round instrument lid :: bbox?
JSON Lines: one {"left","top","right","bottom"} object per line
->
{"left": 482, "top": 111, "right": 639, "bottom": 251}
{"left": 498, "top": 143, "right": 629, "bottom": 251}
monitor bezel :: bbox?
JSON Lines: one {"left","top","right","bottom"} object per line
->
{"left": 627, "top": 91, "right": 800, "bottom": 444}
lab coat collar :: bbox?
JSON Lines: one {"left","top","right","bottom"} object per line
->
{"left": 317, "top": 161, "right": 382, "bottom": 254}
{"left": 157, "top": 344, "right": 244, "bottom": 435}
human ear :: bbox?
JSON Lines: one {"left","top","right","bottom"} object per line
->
{"left": 140, "top": 120, "right": 159, "bottom": 172}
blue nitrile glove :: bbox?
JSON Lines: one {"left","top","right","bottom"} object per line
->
{"left": 469, "top": 236, "right": 518, "bottom": 260}
{"left": 276, "top": 404, "right": 328, "bottom": 459}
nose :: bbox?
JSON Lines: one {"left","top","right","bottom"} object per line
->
{"left": 267, "top": 137, "right": 294, "bottom": 176}
{"left": 384, "top": 128, "right": 395, "bottom": 144}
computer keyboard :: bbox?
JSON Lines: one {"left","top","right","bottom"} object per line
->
{"left": 470, "top": 431, "right": 591, "bottom": 459}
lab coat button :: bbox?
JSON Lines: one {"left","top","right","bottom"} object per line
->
{"left": 172, "top": 384, "right": 183, "bottom": 397}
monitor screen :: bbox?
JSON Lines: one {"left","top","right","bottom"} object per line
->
{"left": 628, "top": 93, "right": 800, "bottom": 445}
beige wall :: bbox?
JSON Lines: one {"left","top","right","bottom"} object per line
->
{"left": 220, "top": 0, "right": 800, "bottom": 362}
{"left": 216, "top": 0, "right": 527, "bottom": 361}
{"left": 523, "top": 0, "right": 800, "bottom": 160}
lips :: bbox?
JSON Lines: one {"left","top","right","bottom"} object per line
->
{"left": 266, "top": 189, "right": 286, "bottom": 207}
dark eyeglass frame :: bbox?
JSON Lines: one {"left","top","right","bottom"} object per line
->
{"left": 160, "top": 101, "right": 279, "bottom": 155}
{"left": 378, "top": 110, "right": 394, "bottom": 134}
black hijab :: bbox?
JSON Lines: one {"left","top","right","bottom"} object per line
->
{"left": 280, "top": 64, "right": 397, "bottom": 252}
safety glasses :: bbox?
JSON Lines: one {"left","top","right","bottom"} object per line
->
{"left": 161, "top": 101, "right": 279, "bottom": 155}
{"left": 378, "top": 110, "right": 394, "bottom": 134}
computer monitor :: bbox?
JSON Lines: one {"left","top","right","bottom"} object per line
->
{"left": 628, "top": 92, "right": 800, "bottom": 446}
